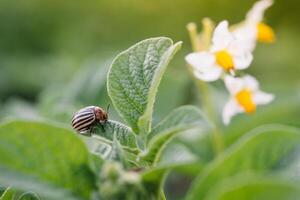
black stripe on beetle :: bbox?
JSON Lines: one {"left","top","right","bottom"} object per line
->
{"left": 71, "top": 106, "right": 108, "bottom": 134}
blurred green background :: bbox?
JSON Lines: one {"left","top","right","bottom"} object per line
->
{"left": 0, "top": 0, "right": 299, "bottom": 125}
{"left": 1, "top": 1, "right": 300, "bottom": 199}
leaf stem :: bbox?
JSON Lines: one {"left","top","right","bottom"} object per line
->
{"left": 187, "top": 20, "right": 224, "bottom": 156}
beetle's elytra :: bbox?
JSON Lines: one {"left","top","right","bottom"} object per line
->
{"left": 71, "top": 106, "right": 108, "bottom": 133}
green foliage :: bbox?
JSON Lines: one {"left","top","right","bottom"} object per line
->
{"left": 107, "top": 37, "right": 182, "bottom": 134}
{"left": 148, "top": 106, "right": 209, "bottom": 141}
{"left": 142, "top": 106, "right": 209, "bottom": 165}
{"left": 224, "top": 96, "right": 300, "bottom": 146}
{"left": 38, "top": 60, "right": 111, "bottom": 123}
{"left": 0, "top": 188, "right": 14, "bottom": 200}
{"left": 205, "top": 175, "right": 300, "bottom": 200}
{"left": 187, "top": 125, "right": 300, "bottom": 200}
{"left": 0, "top": 36, "right": 300, "bottom": 200}
{"left": 157, "top": 143, "right": 203, "bottom": 176}
{"left": 0, "top": 120, "right": 94, "bottom": 200}
{"left": 91, "top": 120, "right": 138, "bottom": 151}
{"left": 0, "top": 187, "right": 4, "bottom": 197}
{"left": 0, "top": 37, "right": 190, "bottom": 200}
{"left": 0, "top": 188, "right": 42, "bottom": 200}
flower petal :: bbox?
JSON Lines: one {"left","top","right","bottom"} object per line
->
{"left": 185, "top": 52, "right": 215, "bottom": 70}
{"left": 222, "top": 98, "right": 243, "bottom": 125}
{"left": 246, "top": 0, "right": 273, "bottom": 24}
{"left": 193, "top": 65, "right": 223, "bottom": 82}
{"left": 224, "top": 75, "right": 244, "bottom": 95}
{"left": 232, "top": 25, "right": 257, "bottom": 52}
{"left": 211, "top": 20, "right": 234, "bottom": 51}
{"left": 253, "top": 91, "right": 274, "bottom": 105}
{"left": 244, "top": 75, "right": 259, "bottom": 91}
{"left": 232, "top": 50, "right": 253, "bottom": 70}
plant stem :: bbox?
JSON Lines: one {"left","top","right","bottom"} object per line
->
{"left": 160, "top": 190, "right": 166, "bottom": 200}
{"left": 187, "top": 20, "right": 224, "bottom": 156}
{"left": 196, "top": 80, "right": 223, "bottom": 155}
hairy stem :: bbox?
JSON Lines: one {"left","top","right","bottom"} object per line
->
{"left": 187, "top": 20, "right": 224, "bottom": 156}
{"left": 160, "top": 190, "right": 166, "bottom": 200}
{"left": 196, "top": 81, "right": 223, "bottom": 155}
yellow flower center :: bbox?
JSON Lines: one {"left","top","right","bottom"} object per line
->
{"left": 257, "top": 22, "right": 275, "bottom": 43}
{"left": 215, "top": 50, "right": 234, "bottom": 71}
{"left": 235, "top": 89, "right": 256, "bottom": 113}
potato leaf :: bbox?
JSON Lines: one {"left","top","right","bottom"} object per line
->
{"left": 205, "top": 174, "right": 300, "bottom": 200}
{"left": 0, "top": 120, "right": 94, "bottom": 200}
{"left": 91, "top": 120, "right": 139, "bottom": 154}
{"left": 107, "top": 37, "right": 182, "bottom": 134}
{"left": 141, "top": 106, "right": 209, "bottom": 165}
{"left": 187, "top": 125, "right": 300, "bottom": 200}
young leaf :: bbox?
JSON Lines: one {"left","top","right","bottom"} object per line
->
{"left": 205, "top": 174, "right": 300, "bottom": 200}
{"left": 141, "top": 143, "right": 204, "bottom": 198}
{"left": 0, "top": 120, "right": 95, "bottom": 200}
{"left": 148, "top": 105, "right": 210, "bottom": 141}
{"left": 106, "top": 138, "right": 130, "bottom": 167}
{"left": 142, "top": 143, "right": 203, "bottom": 183}
{"left": 0, "top": 188, "right": 14, "bottom": 200}
{"left": 107, "top": 37, "right": 182, "bottom": 134}
{"left": 91, "top": 120, "right": 139, "bottom": 154}
{"left": 186, "top": 125, "right": 300, "bottom": 200}
{"left": 141, "top": 106, "right": 209, "bottom": 165}
{"left": 88, "top": 153, "right": 104, "bottom": 177}
{"left": 0, "top": 188, "right": 42, "bottom": 200}
{"left": 141, "top": 161, "right": 204, "bottom": 200}
{"left": 0, "top": 187, "right": 5, "bottom": 198}
{"left": 141, "top": 168, "right": 168, "bottom": 200}
{"left": 157, "top": 143, "right": 203, "bottom": 176}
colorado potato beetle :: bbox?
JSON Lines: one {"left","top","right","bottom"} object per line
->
{"left": 71, "top": 105, "right": 108, "bottom": 133}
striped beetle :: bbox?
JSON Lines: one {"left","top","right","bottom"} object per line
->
{"left": 71, "top": 105, "right": 109, "bottom": 133}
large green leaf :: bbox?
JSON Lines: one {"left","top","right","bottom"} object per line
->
{"left": 107, "top": 37, "right": 182, "bottom": 134}
{"left": 91, "top": 120, "right": 139, "bottom": 154}
{"left": 0, "top": 120, "right": 95, "bottom": 200}
{"left": 205, "top": 174, "right": 300, "bottom": 200}
{"left": 186, "top": 125, "right": 300, "bottom": 200}
{"left": 181, "top": 97, "right": 300, "bottom": 165}
{"left": 141, "top": 106, "right": 209, "bottom": 165}
{"left": 224, "top": 96, "right": 300, "bottom": 147}
{"left": 0, "top": 169, "right": 79, "bottom": 200}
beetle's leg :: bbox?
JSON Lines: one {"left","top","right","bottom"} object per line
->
{"left": 98, "top": 119, "right": 108, "bottom": 132}
{"left": 87, "top": 126, "right": 93, "bottom": 136}
{"left": 98, "top": 121, "right": 105, "bottom": 132}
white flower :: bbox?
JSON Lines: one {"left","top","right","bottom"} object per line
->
{"left": 233, "top": 0, "right": 275, "bottom": 52}
{"left": 222, "top": 75, "right": 274, "bottom": 125}
{"left": 185, "top": 21, "right": 253, "bottom": 82}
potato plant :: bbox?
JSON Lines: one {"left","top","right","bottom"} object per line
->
{"left": 0, "top": 35, "right": 300, "bottom": 200}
